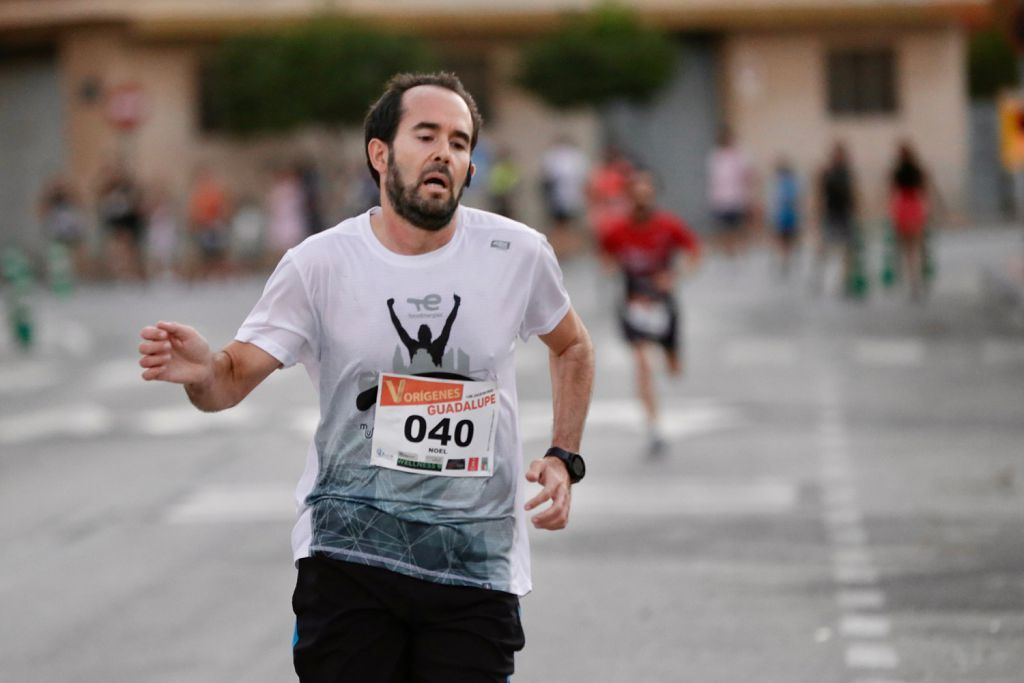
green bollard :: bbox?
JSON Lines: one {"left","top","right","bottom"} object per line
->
{"left": 922, "top": 227, "right": 936, "bottom": 284}
{"left": 845, "top": 226, "right": 869, "bottom": 299}
{"left": 2, "top": 247, "right": 35, "bottom": 350}
{"left": 881, "top": 226, "right": 899, "bottom": 289}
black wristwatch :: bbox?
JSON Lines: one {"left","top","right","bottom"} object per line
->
{"left": 544, "top": 446, "right": 586, "bottom": 484}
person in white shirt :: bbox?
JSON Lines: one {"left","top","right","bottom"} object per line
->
{"left": 138, "top": 72, "right": 594, "bottom": 683}
{"left": 707, "top": 128, "right": 755, "bottom": 257}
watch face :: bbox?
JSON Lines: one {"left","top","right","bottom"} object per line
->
{"left": 571, "top": 456, "right": 585, "bottom": 479}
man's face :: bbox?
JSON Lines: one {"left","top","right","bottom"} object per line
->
{"left": 629, "top": 173, "right": 656, "bottom": 212}
{"left": 383, "top": 86, "right": 475, "bottom": 231}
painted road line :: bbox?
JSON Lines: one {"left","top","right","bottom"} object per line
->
{"left": 853, "top": 338, "right": 926, "bottom": 367}
{"left": 837, "top": 589, "right": 887, "bottom": 610}
{"left": 840, "top": 615, "right": 892, "bottom": 638}
{"left": 0, "top": 361, "right": 62, "bottom": 394}
{"left": 723, "top": 337, "right": 799, "bottom": 366}
{"left": 833, "top": 548, "right": 874, "bottom": 566}
{"left": 845, "top": 644, "right": 900, "bottom": 669}
{"left": 165, "top": 483, "right": 296, "bottom": 523}
{"left": 982, "top": 340, "right": 1024, "bottom": 364}
{"left": 829, "top": 524, "right": 869, "bottom": 546}
{"left": 834, "top": 564, "right": 881, "bottom": 585}
{"left": 92, "top": 358, "right": 149, "bottom": 392}
{"left": 572, "top": 478, "right": 799, "bottom": 517}
{"left": 0, "top": 404, "right": 113, "bottom": 445}
{"left": 135, "top": 404, "right": 255, "bottom": 436}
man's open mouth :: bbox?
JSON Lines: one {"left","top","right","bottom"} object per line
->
{"left": 422, "top": 173, "right": 450, "bottom": 190}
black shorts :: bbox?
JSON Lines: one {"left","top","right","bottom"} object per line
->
{"left": 619, "top": 294, "right": 680, "bottom": 354}
{"left": 293, "top": 556, "right": 525, "bottom": 683}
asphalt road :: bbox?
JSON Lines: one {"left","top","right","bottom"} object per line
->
{"left": 1, "top": 226, "right": 1022, "bottom": 682}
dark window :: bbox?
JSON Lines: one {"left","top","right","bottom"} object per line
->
{"left": 826, "top": 48, "right": 897, "bottom": 116}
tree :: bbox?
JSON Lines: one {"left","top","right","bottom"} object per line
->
{"left": 517, "top": 4, "right": 677, "bottom": 109}
{"left": 204, "top": 19, "right": 436, "bottom": 134}
{"left": 968, "top": 27, "right": 1019, "bottom": 100}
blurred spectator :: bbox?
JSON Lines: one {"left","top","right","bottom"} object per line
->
{"left": 487, "top": 145, "right": 521, "bottom": 219}
{"left": 707, "top": 128, "right": 755, "bottom": 257}
{"left": 266, "top": 165, "right": 306, "bottom": 264}
{"left": 814, "top": 142, "right": 857, "bottom": 295}
{"left": 97, "top": 164, "right": 146, "bottom": 281}
{"left": 540, "top": 135, "right": 589, "bottom": 257}
{"left": 297, "top": 159, "right": 325, "bottom": 236}
{"left": 888, "top": 142, "right": 931, "bottom": 301}
{"left": 230, "top": 196, "right": 266, "bottom": 272}
{"left": 771, "top": 158, "right": 801, "bottom": 278}
{"left": 38, "top": 175, "right": 88, "bottom": 280}
{"left": 144, "top": 182, "right": 181, "bottom": 281}
{"left": 187, "top": 166, "right": 232, "bottom": 280}
{"left": 587, "top": 144, "right": 634, "bottom": 239}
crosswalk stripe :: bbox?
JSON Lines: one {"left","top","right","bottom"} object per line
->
{"left": 853, "top": 338, "right": 925, "bottom": 367}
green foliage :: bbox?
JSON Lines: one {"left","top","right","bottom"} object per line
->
{"left": 517, "top": 5, "right": 677, "bottom": 109}
{"left": 205, "top": 19, "right": 436, "bottom": 134}
{"left": 968, "top": 28, "right": 1019, "bottom": 99}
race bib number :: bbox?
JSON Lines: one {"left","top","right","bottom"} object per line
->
{"left": 370, "top": 373, "right": 497, "bottom": 477}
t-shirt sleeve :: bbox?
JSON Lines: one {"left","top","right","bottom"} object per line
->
{"left": 235, "top": 252, "right": 317, "bottom": 368}
{"left": 519, "top": 236, "right": 571, "bottom": 341}
{"left": 670, "top": 216, "right": 701, "bottom": 256}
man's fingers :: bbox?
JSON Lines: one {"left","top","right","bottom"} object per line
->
{"left": 139, "top": 340, "right": 171, "bottom": 355}
{"left": 139, "top": 354, "right": 169, "bottom": 368}
{"left": 140, "top": 325, "right": 169, "bottom": 341}
{"left": 524, "top": 486, "right": 552, "bottom": 511}
{"left": 141, "top": 367, "right": 164, "bottom": 381}
{"left": 531, "top": 485, "right": 569, "bottom": 529}
{"left": 525, "top": 459, "right": 545, "bottom": 483}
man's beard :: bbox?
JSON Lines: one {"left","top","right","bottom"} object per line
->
{"left": 386, "top": 159, "right": 462, "bottom": 232}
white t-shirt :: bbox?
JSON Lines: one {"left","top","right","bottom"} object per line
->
{"left": 236, "top": 206, "right": 571, "bottom": 596}
{"left": 707, "top": 147, "right": 753, "bottom": 212}
{"left": 541, "top": 144, "right": 589, "bottom": 215}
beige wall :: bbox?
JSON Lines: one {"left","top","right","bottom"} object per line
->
{"left": 724, "top": 27, "right": 968, "bottom": 228}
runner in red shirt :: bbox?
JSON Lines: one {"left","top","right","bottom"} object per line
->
{"left": 600, "top": 169, "right": 701, "bottom": 455}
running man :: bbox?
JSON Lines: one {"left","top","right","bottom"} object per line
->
{"left": 600, "top": 169, "right": 701, "bottom": 455}
{"left": 138, "top": 72, "right": 594, "bottom": 682}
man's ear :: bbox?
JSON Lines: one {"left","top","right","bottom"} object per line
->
{"left": 465, "top": 162, "right": 476, "bottom": 189}
{"left": 368, "top": 138, "right": 389, "bottom": 179}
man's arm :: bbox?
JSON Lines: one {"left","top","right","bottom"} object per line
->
{"left": 139, "top": 321, "right": 281, "bottom": 412}
{"left": 524, "top": 307, "right": 595, "bottom": 530}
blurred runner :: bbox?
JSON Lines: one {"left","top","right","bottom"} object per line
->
{"left": 187, "top": 166, "right": 232, "bottom": 280}
{"left": 97, "top": 164, "right": 146, "bottom": 281}
{"left": 771, "top": 158, "right": 801, "bottom": 278}
{"left": 540, "top": 134, "right": 589, "bottom": 257}
{"left": 139, "top": 72, "right": 594, "bottom": 683}
{"left": 601, "top": 169, "right": 701, "bottom": 456}
{"left": 38, "top": 175, "right": 88, "bottom": 280}
{"left": 814, "top": 142, "right": 857, "bottom": 296}
{"left": 587, "top": 144, "right": 634, "bottom": 238}
{"left": 707, "top": 128, "right": 754, "bottom": 258}
{"left": 888, "top": 142, "right": 931, "bottom": 301}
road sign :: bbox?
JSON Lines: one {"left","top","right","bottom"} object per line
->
{"left": 106, "top": 83, "right": 147, "bottom": 131}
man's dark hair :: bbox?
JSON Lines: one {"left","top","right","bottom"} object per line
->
{"left": 363, "top": 72, "right": 483, "bottom": 187}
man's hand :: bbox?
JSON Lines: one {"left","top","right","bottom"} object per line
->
{"left": 524, "top": 456, "right": 572, "bottom": 530}
{"left": 139, "top": 321, "right": 214, "bottom": 385}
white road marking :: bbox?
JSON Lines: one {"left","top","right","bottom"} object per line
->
{"left": 829, "top": 525, "right": 869, "bottom": 546}
{"left": 723, "top": 338, "right": 799, "bottom": 366}
{"left": 838, "top": 589, "right": 887, "bottom": 610}
{"left": 519, "top": 398, "right": 739, "bottom": 443}
{"left": 165, "top": 483, "right": 296, "bottom": 523}
{"left": 573, "top": 478, "right": 799, "bottom": 517}
{"left": 982, "top": 340, "right": 1024, "bottom": 364}
{"left": 0, "top": 361, "right": 62, "bottom": 394}
{"left": 845, "top": 643, "right": 900, "bottom": 669}
{"left": 834, "top": 548, "right": 874, "bottom": 566}
{"left": 134, "top": 404, "right": 255, "bottom": 436}
{"left": 853, "top": 338, "right": 925, "bottom": 367}
{"left": 0, "top": 404, "right": 113, "bottom": 445}
{"left": 840, "top": 615, "right": 892, "bottom": 638}
{"left": 92, "top": 359, "right": 148, "bottom": 391}
{"left": 834, "top": 564, "right": 881, "bottom": 585}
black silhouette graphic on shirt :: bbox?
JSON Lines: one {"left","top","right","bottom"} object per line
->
{"left": 387, "top": 294, "right": 461, "bottom": 367}
{"left": 356, "top": 294, "right": 469, "bottom": 411}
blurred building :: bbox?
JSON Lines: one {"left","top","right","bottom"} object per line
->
{"left": 0, "top": 0, "right": 993, "bottom": 254}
